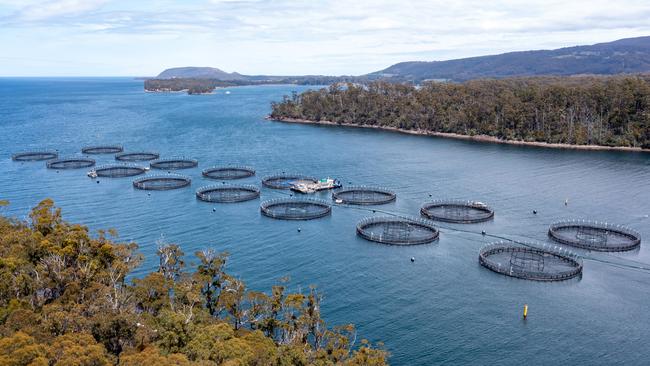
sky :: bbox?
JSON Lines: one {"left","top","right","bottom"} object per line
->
{"left": 1, "top": 0, "right": 650, "bottom": 76}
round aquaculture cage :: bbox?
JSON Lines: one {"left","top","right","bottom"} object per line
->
{"left": 93, "top": 164, "right": 147, "bottom": 178}
{"left": 202, "top": 166, "right": 255, "bottom": 180}
{"left": 81, "top": 145, "right": 123, "bottom": 154}
{"left": 356, "top": 216, "right": 439, "bottom": 245}
{"left": 196, "top": 184, "right": 260, "bottom": 203}
{"left": 261, "top": 174, "right": 317, "bottom": 190}
{"left": 332, "top": 186, "right": 396, "bottom": 205}
{"left": 150, "top": 157, "right": 198, "bottom": 170}
{"left": 133, "top": 174, "right": 191, "bottom": 191}
{"left": 46, "top": 157, "right": 96, "bottom": 170}
{"left": 548, "top": 220, "right": 641, "bottom": 252}
{"left": 12, "top": 151, "right": 58, "bottom": 161}
{"left": 478, "top": 242, "right": 583, "bottom": 281}
{"left": 260, "top": 198, "right": 331, "bottom": 220}
{"left": 420, "top": 199, "right": 494, "bottom": 223}
{"left": 115, "top": 152, "right": 160, "bottom": 162}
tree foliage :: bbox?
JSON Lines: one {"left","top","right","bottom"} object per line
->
{"left": 0, "top": 199, "right": 388, "bottom": 365}
{"left": 270, "top": 75, "right": 650, "bottom": 149}
{"left": 144, "top": 76, "right": 363, "bottom": 94}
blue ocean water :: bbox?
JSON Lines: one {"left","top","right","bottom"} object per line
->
{"left": 1, "top": 78, "right": 649, "bottom": 365}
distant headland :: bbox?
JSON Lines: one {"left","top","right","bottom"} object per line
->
{"left": 144, "top": 67, "right": 359, "bottom": 94}
{"left": 144, "top": 36, "right": 650, "bottom": 151}
{"left": 144, "top": 36, "right": 650, "bottom": 94}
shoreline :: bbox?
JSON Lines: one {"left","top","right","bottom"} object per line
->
{"left": 267, "top": 116, "right": 650, "bottom": 153}
{"left": 144, "top": 88, "right": 218, "bottom": 94}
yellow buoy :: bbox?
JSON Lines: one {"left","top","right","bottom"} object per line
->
{"left": 523, "top": 304, "right": 528, "bottom": 319}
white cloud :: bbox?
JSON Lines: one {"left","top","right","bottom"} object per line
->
{"left": 1, "top": 0, "right": 650, "bottom": 76}
{"left": 14, "top": 0, "right": 108, "bottom": 21}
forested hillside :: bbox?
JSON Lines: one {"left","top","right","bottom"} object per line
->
{"left": 0, "top": 199, "right": 387, "bottom": 365}
{"left": 369, "top": 36, "right": 650, "bottom": 82}
{"left": 270, "top": 75, "right": 650, "bottom": 149}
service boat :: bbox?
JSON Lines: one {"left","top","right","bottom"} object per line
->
{"left": 290, "top": 177, "right": 342, "bottom": 194}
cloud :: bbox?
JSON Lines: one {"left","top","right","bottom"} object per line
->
{"left": 11, "top": 0, "right": 109, "bottom": 21}
{"left": 1, "top": 0, "right": 650, "bottom": 76}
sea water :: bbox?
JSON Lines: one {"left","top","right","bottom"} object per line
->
{"left": 1, "top": 78, "right": 649, "bottom": 365}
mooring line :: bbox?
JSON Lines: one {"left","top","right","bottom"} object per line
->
{"left": 264, "top": 188, "right": 650, "bottom": 274}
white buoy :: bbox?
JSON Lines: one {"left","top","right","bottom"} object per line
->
{"left": 410, "top": 257, "right": 415, "bottom": 262}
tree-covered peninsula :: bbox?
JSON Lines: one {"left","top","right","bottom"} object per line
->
{"left": 144, "top": 76, "right": 362, "bottom": 94}
{"left": 0, "top": 199, "right": 387, "bottom": 365}
{"left": 270, "top": 75, "right": 650, "bottom": 150}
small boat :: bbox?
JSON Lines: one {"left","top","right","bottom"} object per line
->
{"left": 291, "top": 177, "right": 342, "bottom": 194}
{"left": 87, "top": 170, "right": 98, "bottom": 178}
{"left": 291, "top": 183, "right": 315, "bottom": 194}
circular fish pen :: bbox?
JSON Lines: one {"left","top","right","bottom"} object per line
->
{"left": 356, "top": 216, "right": 439, "bottom": 245}
{"left": 420, "top": 199, "right": 494, "bottom": 223}
{"left": 202, "top": 166, "right": 255, "bottom": 180}
{"left": 262, "top": 174, "right": 317, "bottom": 190}
{"left": 46, "top": 157, "right": 96, "bottom": 170}
{"left": 150, "top": 157, "right": 198, "bottom": 170}
{"left": 260, "top": 198, "right": 331, "bottom": 220}
{"left": 196, "top": 184, "right": 260, "bottom": 203}
{"left": 81, "top": 145, "right": 123, "bottom": 154}
{"left": 133, "top": 174, "right": 191, "bottom": 191}
{"left": 12, "top": 151, "right": 58, "bottom": 161}
{"left": 332, "top": 186, "right": 396, "bottom": 205}
{"left": 93, "top": 164, "right": 147, "bottom": 178}
{"left": 548, "top": 220, "right": 641, "bottom": 252}
{"left": 479, "top": 242, "right": 583, "bottom": 281}
{"left": 115, "top": 152, "right": 160, "bottom": 162}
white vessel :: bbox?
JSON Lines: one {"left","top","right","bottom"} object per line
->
{"left": 291, "top": 178, "right": 342, "bottom": 194}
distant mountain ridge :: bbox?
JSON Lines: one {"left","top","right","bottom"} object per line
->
{"left": 368, "top": 36, "right": 650, "bottom": 82}
{"left": 157, "top": 67, "right": 247, "bottom": 80}
{"left": 152, "top": 36, "right": 650, "bottom": 88}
